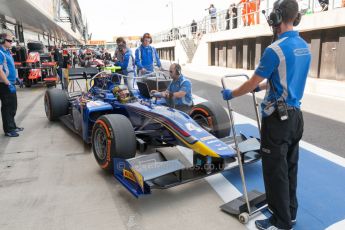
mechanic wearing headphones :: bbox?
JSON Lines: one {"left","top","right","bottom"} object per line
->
{"left": 151, "top": 63, "right": 193, "bottom": 113}
{"left": 135, "top": 33, "right": 162, "bottom": 76}
{"left": 221, "top": 0, "right": 310, "bottom": 229}
{"left": 0, "top": 33, "right": 24, "bottom": 137}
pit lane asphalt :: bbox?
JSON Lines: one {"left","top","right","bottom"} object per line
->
{"left": 0, "top": 86, "right": 245, "bottom": 230}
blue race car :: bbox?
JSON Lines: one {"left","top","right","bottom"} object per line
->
{"left": 44, "top": 68, "right": 261, "bottom": 197}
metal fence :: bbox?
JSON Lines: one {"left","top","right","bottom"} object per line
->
{"left": 153, "top": 0, "right": 345, "bottom": 43}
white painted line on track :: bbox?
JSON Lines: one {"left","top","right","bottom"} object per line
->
{"left": 176, "top": 146, "right": 242, "bottom": 202}
{"left": 191, "top": 94, "right": 345, "bottom": 229}
{"left": 177, "top": 144, "right": 266, "bottom": 230}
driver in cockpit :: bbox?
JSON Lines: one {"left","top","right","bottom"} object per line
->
{"left": 112, "top": 84, "right": 131, "bottom": 104}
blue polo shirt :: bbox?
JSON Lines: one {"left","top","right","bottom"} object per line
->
{"left": 0, "top": 46, "right": 16, "bottom": 84}
{"left": 135, "top": 45, "right": 161, "bottom": 72}
{"left": 255, "top": 30, "right": 311, "bottom": 117}
{"left": 115, "top": 49, "right": 136, "bottom": 75}
{"left": 168, "top": 75, "right": 193, "bottom": 106}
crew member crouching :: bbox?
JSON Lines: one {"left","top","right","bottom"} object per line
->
{"left": 151, "top": 63, "right": 193, "bottom": 113}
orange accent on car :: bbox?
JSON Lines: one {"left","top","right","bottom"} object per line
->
{"left": 26, "top": 52, "right": 40, "bottom": 63}
{"left": 41, "top": 62, "right": 56, "bottom": 67}
{"left": 192, "top": 108, "right": 213, "bottom": 128}
{"left": 28, "top": 69, "right": 41, "bottom": 79}
{"left": 44, "top": 77, "right": 58, "bottom": 82}
{"left": 207, "top": 117, "right": 214, "bottom": 128}
{"left": 191, "top": 108, "right": 209, "bottom": 116}
{"left": 96, "top": 120, "right": 112, "bottom": 169}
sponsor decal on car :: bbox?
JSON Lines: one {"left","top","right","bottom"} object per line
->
{"left": 123, "top": 169, "right": 136, "bottom": 182}
{"left": 200, "top": 135, "right": 215, "bottom": 141}
{"left": 185, "top": 122, "right": 202, "bottom": 132}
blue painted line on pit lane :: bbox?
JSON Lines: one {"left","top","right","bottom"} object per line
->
{"left": 222, "top": 124, "right": 345, "bottom": 230}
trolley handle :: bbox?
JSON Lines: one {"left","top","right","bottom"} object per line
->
{"left": 221, "top": 74, "right": 249, "bottom": 90}
{"left": 221, "top": 74, "right": 261, "bottom": 132}
{"left": 221, "top": 73, "right": 256, "bottom": 216}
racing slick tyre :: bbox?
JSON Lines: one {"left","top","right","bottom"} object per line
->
{"left": 24, "top": 79, "right": 32, "bottom": 88}
{"left": 27, "top": 42, "right": 44, "bottom": 52}
{"left": 44, "top": 88, "right": 69, "bottom": 121}
{"left": 190, "top": 101, "right": 230, "bottom": 138}
{"left": 92, "top": 114, "right": 136, "bottom": 173}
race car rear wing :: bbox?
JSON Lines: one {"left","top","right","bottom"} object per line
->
{"left": 63, "top": 67, "right": 99, "bottom": 81}
{"left": 61, "top": 67, "right": 99, "bottom": 92}
{"left": 65, "top": 67, "right": 99, "bottom": 81}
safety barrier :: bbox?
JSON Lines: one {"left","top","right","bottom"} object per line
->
{"left": 153, "top": 0, "right": 345, "bottom": 44}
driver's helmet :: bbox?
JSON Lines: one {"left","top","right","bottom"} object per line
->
{"left": 112, "top": 84, "right": 130, "bottom": 103}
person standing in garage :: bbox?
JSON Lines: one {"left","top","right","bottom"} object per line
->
{"left": 0, "top": 33, "right": 24, "bottom": 137}
{"left": 135, "top": 33, "right": 162, "bottom": 76}
{"left": 222, "top": 0, "right": 311, "bottom": 229}
{"left": 115, "top": 43, "right": 137, "bottom": 90}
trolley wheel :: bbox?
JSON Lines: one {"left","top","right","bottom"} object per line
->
{"left": 239, "top": 212, "right": 249, "bottom": 224}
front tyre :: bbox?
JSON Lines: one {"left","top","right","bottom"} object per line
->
{"left": 92, "top": 114, "right": 136, "bottom": 173}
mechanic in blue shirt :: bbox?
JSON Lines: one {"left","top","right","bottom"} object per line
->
{"left": 151, "top": 63, "right": 193, "bottom": 113}
{"left": 115, "top": 43, "right": 137, "bottom": 90}
{"left": 0, "top": 33, "right": 24, "bottom": 137}
{"left": 135, "top": 33, "right": 162, "bottom": 76}
{"left": 222, "top": 0, "right": 311, "bottom": 229}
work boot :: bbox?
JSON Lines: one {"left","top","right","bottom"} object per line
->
{"left": 14, "top": 127, "right": 24, "bottom": 132}
{"left": 255, "top": 218, "right": 293, "bottom": 230}
{"left": 5, "top": 130, "right": 19, "bottom": 137}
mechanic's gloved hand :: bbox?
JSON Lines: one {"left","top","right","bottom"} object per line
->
{"left": 16, "top": 78, "right": 24, "bottom": 88}
{"left": 152, "top": 92, "right": 161, "bottom": 97}
{"left": 8, "top": 84, "right": 16, "bottom": 93}
{"left": 150, "top": 90, "right": 160, "bottom": 97}
{"left": 222, "top": 89, "right": 233, "bottom": 100}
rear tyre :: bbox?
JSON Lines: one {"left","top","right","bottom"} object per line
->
{"left": 27, "top": 42, "right": 44, "bottom": 51}
{"left": 190, "top": 101, "right": 230, "bottom": 138}
{"left": 92, "top": 114, "right": 136, "bottom": 173}
{"left": 44, "top": 88, "right": 69, "bottom": 121}
{"left": 24, "top": 79, "right": 32, "bottom": 88}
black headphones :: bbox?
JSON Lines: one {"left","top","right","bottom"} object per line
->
{"left": 0, "top": 33, "right": 6, "bottom": 44}
{"left": 268, "top": 0, "right": 301, "bottom": 27}
{"left": 141, "top": 33, "right": 152, "bottom": 44}
{"left": 293, "top": 12, "right": 301, "bottom": 26}
{"left": 175, "top": 63, "right": 181, "bottom": 75}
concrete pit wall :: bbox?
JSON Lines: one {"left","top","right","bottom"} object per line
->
{"left": 209, "top": 27, "right": 345, "bottom": 80}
